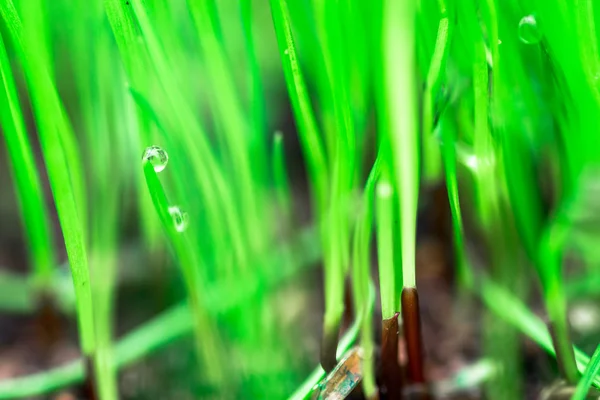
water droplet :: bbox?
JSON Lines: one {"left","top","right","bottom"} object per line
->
{"left": 142, "top": 145, "right": 168, "bottom": 172}
{"left": 284, "top": 48, "right": 289, "bottom": 55}
{"left": 518, "top": 15, "right": 542, "bottom": 44}
{"left": 169, "top": 206, "right": 189, "bottom": 232}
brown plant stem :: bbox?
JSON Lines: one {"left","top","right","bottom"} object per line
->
{"left": 320, "top": 324, "right": 340, "bottom": 372}
{"left": 547, "top": 319, "right": 578, "bottom": 385}
{"left": 381, "top": 312, "right": 402, "bottom": 399}
{"left": 401, "top": 287, "right": 426, "bottom": 385}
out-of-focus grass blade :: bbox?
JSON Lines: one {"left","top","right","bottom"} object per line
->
{"left": 0, "top": 28, "right": 55, "bottom": 289}
{"left": 479, "top": 278, "right": 600, "bottom": 387}
{"left": 0, "top": 223, "right": 323, "bottom": 398}
{"left": 142, "top": 158, "right": 225, "bottom": 384}
{"left": 273, "top": 132, "right": 293, "bottom": 224}
{"left": 382, "top": 0, "right": 419, "bottom": 289}
{"left": 351, "top": 156, "right": 381, "bottom": 399}
{"left": 573, "top": 343, "right": 600, "bottom": 400}
{"left": 0, "top": 0, "right": 95, "bottom": 356}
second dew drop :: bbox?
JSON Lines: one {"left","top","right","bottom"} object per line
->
{"left": 142, "top": 145, "right": 169, "bottom": 172}
{"left": 169, "top": 206, "right": 189, "bottom": 232}
{"left": 518, "top": 15, "right": 542, "bottom": 45}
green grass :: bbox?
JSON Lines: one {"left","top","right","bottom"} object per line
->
{"left": 3, "top": 0, "right": 600, "bottom": 398}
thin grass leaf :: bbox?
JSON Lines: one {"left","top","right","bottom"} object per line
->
{"left": 142, "top": 157, "right": 225, "bottom": 384}
{"left": 479, "top": 277, "right": 600, "bottom": 388}
{"left": 187, "top": 0, "right": 265, "bottom": 255}
{"left": 268, "top": 0, "right": 328, "bottom": 213}
{"left": 351, "top": 156, "right": 381, "bottom": 399}
{"left": 382, "top": 0, "right": 419, "bottom": 289}
{"left": 0, "top": 28, "right": 55, "bottom": 289}
{"left": 376, "top": 173, "right": 396, "bottom": 319}
{"left": 273, "top": 132, "right": 293, "bottom": 224}
{"left": 0, "top": 0, "right": 95, "bottom": 355}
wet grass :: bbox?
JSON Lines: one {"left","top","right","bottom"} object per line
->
{"left": 2, "top": 0, "right": 600, "bottom": 399}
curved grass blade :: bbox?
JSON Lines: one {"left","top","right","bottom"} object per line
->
{"left": 573, "top": 343, "right": 600, "bottom": 400}
{"left": 142, "top": 158, "right": 225, "bottom": 384}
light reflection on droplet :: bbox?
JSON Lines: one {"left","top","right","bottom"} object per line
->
{"left": 142, "top": 145, "right": 168, "bottom": 172}
{"left": 518, "top": 15, "right": 542, "bottom": 45}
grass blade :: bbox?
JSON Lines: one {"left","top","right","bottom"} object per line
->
{"left": 142, "top": 155, "right": 225, "bottom": 384}
{"left": 0, "top": 0, "right": 96, "bottom": 356}
{"left": 573, "top": 343, "right": 600, "bottom": 400}
{"left": 0, "top": 28, "right": 55, "bottom": 289}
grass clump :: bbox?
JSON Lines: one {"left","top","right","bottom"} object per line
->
{"left": 4, "top": 0, "right": 600, "bottom": 399}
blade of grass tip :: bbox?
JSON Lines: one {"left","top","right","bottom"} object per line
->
{"left": 142, "top": 153, "right": 225, "bottom": 385}
{"left": 439, "top": 114, "right": 473, "bottom": 288}
{"left": 273, "top": 132, "right": 293, "bottom": 226}
{"left": 572, "top": 343, "right": 600, "bottom": 400}
{"left": 0, "top": 0, "right": 96, "bottom": 356}
{"left": 422, "top": 10, "right": 450, "bottom": 184}
{"left": 268, "top": 0, "right": 328, "bottom": 215}
{"left": 0, "top": 29, "right": 55, "bottom": 290}
{"left": 288, "top": 284, "right": 375, "bottom": 400}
